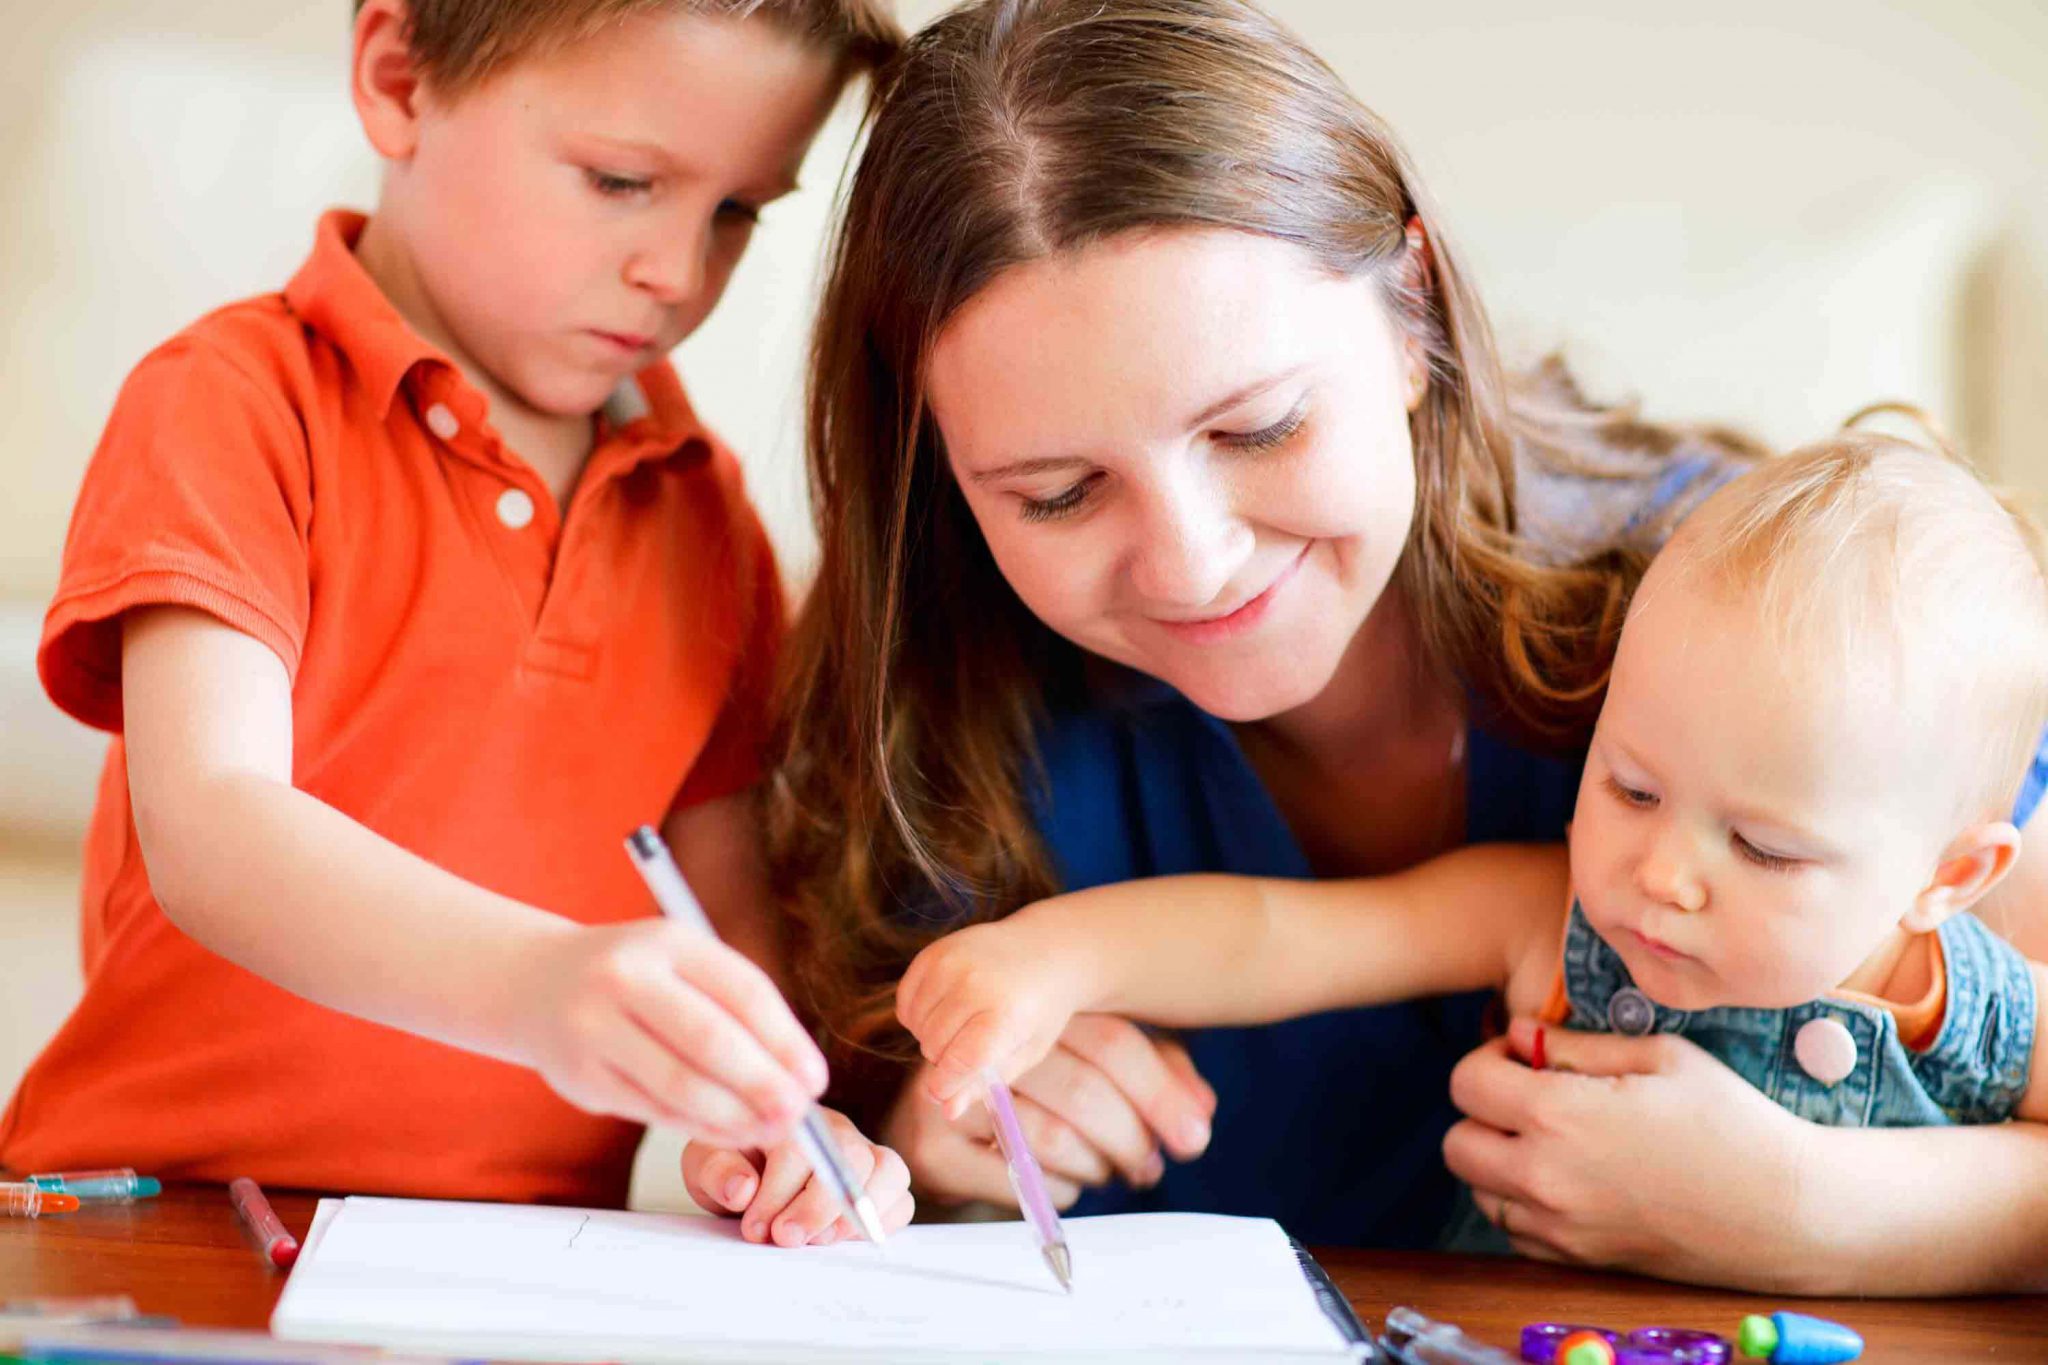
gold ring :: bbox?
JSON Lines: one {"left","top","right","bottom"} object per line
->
{"left": 1496, "top": 1194, "right": 1514, "bottom": 1237}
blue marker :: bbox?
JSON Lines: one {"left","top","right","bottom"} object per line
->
{"left": 1738, "top": 1312, "right": 1863, "bottom": 1364}
{"left": 27, "top": 1170, "right": 161, "bottom": 1203}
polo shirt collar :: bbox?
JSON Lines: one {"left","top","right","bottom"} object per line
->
{"left": 285, "top": 208, "right": 707, "bottom": 464}
{"left": 285, "top": 210, "right": 440, "bottom": 419}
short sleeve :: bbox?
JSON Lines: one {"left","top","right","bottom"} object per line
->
{"left": 672, "top": 501, "right": 786, "bottom": 810}
{"left": 38, "top": 337, "right": 314, "bottom": 733}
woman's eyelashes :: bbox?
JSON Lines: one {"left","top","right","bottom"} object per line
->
{"left": 1014, "top": 401, "right": 1310, "bottom": 523}
{"left": 1019, "top": 474, "right": 1101, "bottom": 523}
{"left": 1216, "top": 401, "right": 1309, "bottom": 454}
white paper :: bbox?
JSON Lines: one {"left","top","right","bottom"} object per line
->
{"left": 272, "top": 1197, "right": 1356, "bottom": 1363}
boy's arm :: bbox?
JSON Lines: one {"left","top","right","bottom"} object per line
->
{"left": 123, "top": 606, "right": 825, "bottom": 1147}
{"left": 899, "top": 843, "right": 1569, "bottom": 1112}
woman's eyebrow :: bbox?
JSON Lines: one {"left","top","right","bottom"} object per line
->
{"left": 966, "top": 455, "right": 1090, "bottom": 485}
{"left": 1184, "top": 365, "right": 1309, "bottom": 429}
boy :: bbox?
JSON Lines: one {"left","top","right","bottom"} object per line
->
{"left": 899, "top": 431, "right": 2048, "bottom": 1155}
{"left": 2, "top": 0, "right": 908, "bottom": 1246}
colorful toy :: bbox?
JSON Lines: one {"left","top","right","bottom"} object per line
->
{"left": 1521, "top": 1325, "right": 1618, "bottom": 1363}
{"left": 1557, "top": 1330, "right": 1616, "bottom": 1365}
{"left": 1521, "top": 1322, "right": 1733, "bottom": 1365}
{"left": 1737, "top": 1312, "right": 1863, "bottom": 1364}
{"left": 1626, "top": 1327, "right": 1730, "bottom": 1364}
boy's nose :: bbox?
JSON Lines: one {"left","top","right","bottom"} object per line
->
{"left": 624, "top": 226, "right": 707, "bottom": 307}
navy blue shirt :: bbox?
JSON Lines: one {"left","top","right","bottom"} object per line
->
{"left": 1030, "top": 682, "right": 1577, "bottom": 1246}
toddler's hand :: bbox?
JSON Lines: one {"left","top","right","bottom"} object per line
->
{"left": 518, "top": 919, "right": 827, "bottom": 1148}
{"left": 682, "top": 1108, "right": 914, "bottom": 1247}
{"left": 896, "top": 914, "right": 1090, "bottom": 1118}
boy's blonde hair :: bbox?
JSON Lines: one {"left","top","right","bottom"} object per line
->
{"left": 1669, "top": 410, "right": 2048, "bottom": 822}
{"left": 356, "top": 0, "right": 901, "bottom": 95}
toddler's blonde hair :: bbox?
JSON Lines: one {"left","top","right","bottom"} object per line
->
{"left": 1667, "top": 406, "right": 2048, "bottom": 823}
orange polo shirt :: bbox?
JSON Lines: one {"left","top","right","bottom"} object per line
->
{"left": 0, "top": 210, "right": 783, "bottom": 1205}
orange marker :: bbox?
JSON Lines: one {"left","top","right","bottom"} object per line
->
{"left": 2, "top": 1182, "right": 81, "bottom": 1217}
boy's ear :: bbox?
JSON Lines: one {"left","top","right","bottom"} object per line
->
{"left": 352, "top": 0, "right": 427, "bottom": 161}
{"left": 1905, "top": 822, "right": 2023, "bottom": 933}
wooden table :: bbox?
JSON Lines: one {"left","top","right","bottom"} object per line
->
{"left": 4, "top": 1185, "right": 2043, "bottom": 1360}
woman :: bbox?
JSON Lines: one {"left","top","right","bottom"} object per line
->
{"left": 691, "top": 0, "right": 2048, "bottom": 1291}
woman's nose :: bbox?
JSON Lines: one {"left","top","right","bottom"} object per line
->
{"left": 1126, "top": 468, "right": 1253, "bottom": 611}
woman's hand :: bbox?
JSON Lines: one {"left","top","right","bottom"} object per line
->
{"left": 885, "top": 1015, "right": 1217, "bottom": 1208}
{"left": 897, "top": 915, "right": 1097, "bottom": 1116}
{"left": 681, "top": 1106, "right": 914, "bottom": 1247}
{"left": 1444, "top": 1018, "right": 1826, "bottom": 1292}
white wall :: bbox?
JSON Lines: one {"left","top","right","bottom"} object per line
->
{"left": 3, "top": 0, "right": 2045, "bottom": 607}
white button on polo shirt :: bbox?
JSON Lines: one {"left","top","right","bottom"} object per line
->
{"left": 495, "top": 488, "right": 536, "bottom": 530}
{"left": 425, "top": 402, "right": 461, "bottom": 441}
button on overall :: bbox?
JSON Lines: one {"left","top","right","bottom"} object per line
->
{"left": 1793, "top": 1016, "right": 1859, "bottom": 1085}
{"left": 1606, "top": 986, "right": 1656, "bottom": 1036}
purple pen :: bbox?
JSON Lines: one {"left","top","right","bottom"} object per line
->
{"left": 980, "top": 1066, "right": 1073, "bottom": 1293}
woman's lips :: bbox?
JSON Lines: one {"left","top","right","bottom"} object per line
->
{"left": 1152, "top": 545, "right": 1309, "bottom": 645}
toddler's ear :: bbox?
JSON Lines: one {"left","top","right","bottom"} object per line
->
{"left": 1905, "top": 822, "right": 2023, "bottom": 932}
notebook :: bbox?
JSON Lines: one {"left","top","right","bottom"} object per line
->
{"left": 271, "top": 1196, "right": 1370, "bottom": 1363}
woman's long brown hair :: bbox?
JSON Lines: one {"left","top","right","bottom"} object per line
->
{"left": 767, "top": 0, "right": 1768, "bottom": 1121}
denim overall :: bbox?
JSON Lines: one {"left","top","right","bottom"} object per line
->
{"left": 1556, "top": 903, "right": 2035, "bottom": 1126}
{"left": 1444, "top": 904, "right": 2035, "bottom": 1251}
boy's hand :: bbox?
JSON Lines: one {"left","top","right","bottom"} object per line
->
{"left": 519, "top": 919, "right": 828, "bottom": 1148}
{"left": 896, "top": 914, "right": 1093, "bottom": 1118}
{"left": 682, "top": 1108, "right": 914, "bottom": 1247}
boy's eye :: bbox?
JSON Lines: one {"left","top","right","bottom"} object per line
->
{"left": 1733, "top": 833, "right": 1802, "bottom": 872}
{"left": 1018, "top": 475, "right": 1100, "bottom": 523}
{"left": 1215, "top": 401, "right": 1308, "bottom": 453}
{"left": 586, "top": 169, "right": 654, "bottom": 198}
{"left": 717, "top": 198, "right": 763, "bottom": 226}
{"left": 1603, "top": 774, "right": 1658, "bottom": 810}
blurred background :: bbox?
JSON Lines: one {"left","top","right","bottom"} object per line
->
{"left": 2, "top": 0, "right": 2044, "bottom": 1204}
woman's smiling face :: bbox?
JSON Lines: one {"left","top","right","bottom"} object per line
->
{"left": 928, "top": 227, "right": 1425, "bottom": 721}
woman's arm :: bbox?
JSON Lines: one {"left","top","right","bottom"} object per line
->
{"left": 1446, "top": 1020, "right": 2048, "bottom": 1294}
{"left": 900, "top": 843, "right": 1568, "bottom": 1112}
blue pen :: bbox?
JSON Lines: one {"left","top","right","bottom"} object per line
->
{"left": 623, "top": 826, "right": 887, "bottom": 1248}
{"left": 28, "top": 1170, "right": 162, "bottom": 1203}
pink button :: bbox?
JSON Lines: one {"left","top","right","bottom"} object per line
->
{"left": 1794, "top": 1017, "right": 1859, "bottom": 1086}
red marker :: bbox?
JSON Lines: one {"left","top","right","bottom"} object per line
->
{"left": 1529, "top": 1025, "right": 1548, "bottom": 1071}
{"left": 229, "top": 1177, "right": 299, "bottom": 1270}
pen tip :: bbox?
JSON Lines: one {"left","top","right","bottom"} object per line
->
{"left": 1045, "top": 1243, "right": 1073, "bottom": 1293}
{"left": 851, "top": 1195, "right": 888, "bottom": 1250}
